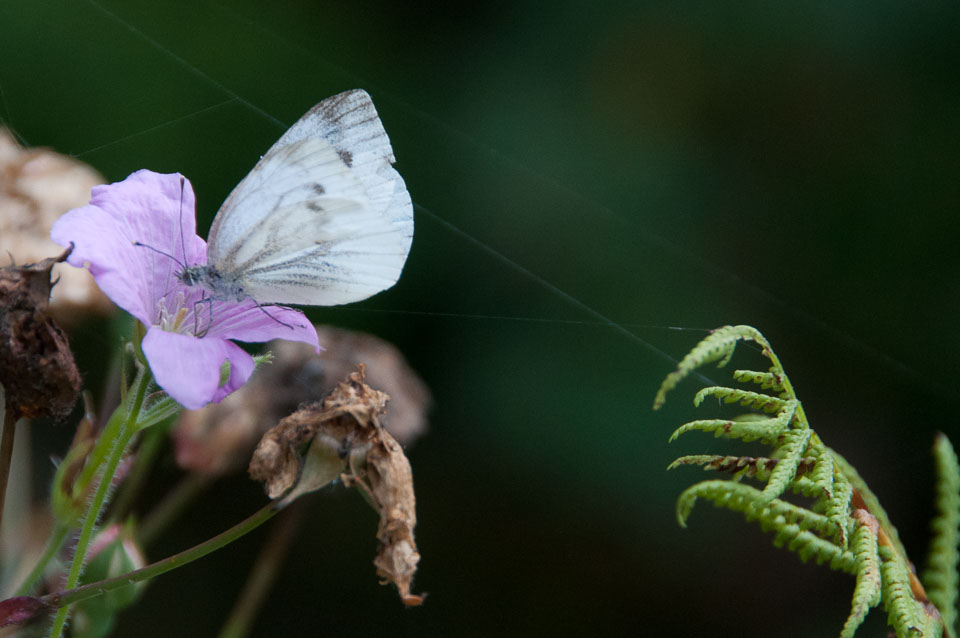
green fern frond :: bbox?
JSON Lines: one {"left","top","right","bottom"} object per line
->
{"left": 841, "top": 511, "right": 883, "bottom": 638}
{"left": 823, "top": 467, "right": 854, "bottom": 548}
{"left": 659, "top": 326, "right": 948, "bottom": 638}
{"left": 922, "top": 433, "right": 960, "bottom": 635}
{"left": 668, "top": 454, "right": 778, "bottom": 479}
{"left": 668, "top": 415, "right": 791, "bottom": 444}
{"left": 732, "top": 368, "right": 786, "bottom": 394}
{"left": 808, "top": 444, "right": 836, "bottom": 499}
{"left": 693, "top": 386, "right": 787, "bottom": 413}
{"left": 761, "top": 426, "right": 812, "bottom": 502}
{"left": 653, "top": 325, "right": 770, "bottom": 410}
{"left": 880, "top": 544, "right": 940, "bottom": 638}
{"left": 677, "top": 480, "right": 840, "bottom": 539}
{"left": 676, "top": 480, "right": 857, "bottom": 571}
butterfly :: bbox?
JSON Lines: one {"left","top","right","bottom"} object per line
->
{"left": 179, "top": 89, "right": 413, "bottom": 307}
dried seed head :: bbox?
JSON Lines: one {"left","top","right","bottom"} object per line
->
{"left": 0, "top": 248, "right": 81, "bottom": 420}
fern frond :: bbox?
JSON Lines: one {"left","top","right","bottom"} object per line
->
{"left": 653, "top": 325, "right": 770, "bottom": 409}
{"left": 676, "top": 480, "right": 857, "bottom": 572}
{"left": 668, "top": 454, "right": 779, "bottom": 478}
{"left": 677, "top": 481, "right": 836, "bottom": 538}
{"left": 733, "top": 368, "right": 785, "bottom": 394}
{"left": 660, "top": 325, "right": 949, "bottom": 637}
{"left": 693, "top": 386, "right": 787, "bottom": 413}
{"left": 822, "top": 466, "right": 854, "bottom": 548}
{"left": 922, "top": 433, "right": 960, "bottom": 635}
{"left": 841, "top": 511, "right": 883, "bottom": 638}
{"left": 668, "top": 416, "right": 790, "bottom": 444}
{"left": 808, "top": 443, "right": 836, "bottom": 499}
{"left": 880, "top": 544, "right": 941, "bottom": 638}
{"left": 761, "top": 426, "right": 812, "bottom": 502}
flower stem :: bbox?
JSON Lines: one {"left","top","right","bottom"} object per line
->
{"left": 0, "top": 383, "right": 17, "bottom": 535}
{"left": 42, "top": 500, "right": 283, "bottom": 611}
{"left": 47, "top": 368, "right": 151, "bottom": 638}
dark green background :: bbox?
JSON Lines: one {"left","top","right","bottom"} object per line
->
{"left": 2, "top": 1, "right": 958, "bottom": 636}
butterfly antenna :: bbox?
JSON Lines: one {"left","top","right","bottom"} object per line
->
{"left": 177, "top": 175, "right": 190, "bottom": 267}
{"left": 132, "top": 241, "right": 183, "bottom": 267}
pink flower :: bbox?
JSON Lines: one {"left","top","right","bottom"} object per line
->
{"left": 51, "top": 170, "right": 319, "bottom": 409}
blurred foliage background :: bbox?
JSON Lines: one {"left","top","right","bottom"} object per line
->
{"left": 1, "top": 1, "right": 959, "bottom": 636}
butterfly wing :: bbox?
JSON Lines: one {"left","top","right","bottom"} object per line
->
{"left": 207, "top": 89, "right": 413, "bottom": 306}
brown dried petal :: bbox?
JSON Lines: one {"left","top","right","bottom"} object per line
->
{"left": 365, "top": 428, "right": 423, "bottom": 606}
{"left": 248, "top": 367, "right": 388, "bottom": 499}
{"left": 0, "top": 249, "right": 81, "bottom": 420}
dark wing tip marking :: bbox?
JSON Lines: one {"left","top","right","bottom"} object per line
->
{"left": 338, "top": 149, "right": 353, "bottom": 167}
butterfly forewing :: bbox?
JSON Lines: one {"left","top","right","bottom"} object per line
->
{"left": 205, "top": 89, "right": 413, "bottom": 307}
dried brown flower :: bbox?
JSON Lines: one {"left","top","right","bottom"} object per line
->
{"left": 0, "top": 248, "right": 81, "bottom": 420}
{"left": 249, "top": 367, "right": 423, "bottom": 605}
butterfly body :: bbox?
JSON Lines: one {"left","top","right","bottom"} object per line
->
{"left": 182, "top": 89, "right": 413, "bottom": 307}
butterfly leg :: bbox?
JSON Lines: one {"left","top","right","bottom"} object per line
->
{"left": 192, "top": 295, "right": 215, "bottom": 338}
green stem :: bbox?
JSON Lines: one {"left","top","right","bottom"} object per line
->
{"left": 42, "top": 500, "right": 283, "bottom": 611}
{"left": 14, "top": 523, "right": 71, "bottom": 596}
{"left": 47, "top": 368, "right": 151, "bottom": 638}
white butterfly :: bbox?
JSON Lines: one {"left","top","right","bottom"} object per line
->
{"left": 180, "top": 89, "right": 413, "bottom": 306}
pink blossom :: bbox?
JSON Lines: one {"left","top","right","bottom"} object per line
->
{"left": 52, "top": 170, "right": 319, "bottom": 409}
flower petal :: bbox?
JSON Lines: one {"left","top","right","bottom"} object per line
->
{"left": 142, "top": 328, "right": 255, "bottom": 410}
{"left": 204, "top": 301, "right": 320, "bottom": 352}
{"left": 211, "top": 341, "right": 256, "bottom": 404}
{"left": 51, "top": 171, "right": 206, "bottom": 324}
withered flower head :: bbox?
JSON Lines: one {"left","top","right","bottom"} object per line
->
{"left": 249, "top": 367, "right": 423, "bottom": 606}
{"left": 0, "top": 248, "right": 81, "bottom": 420}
